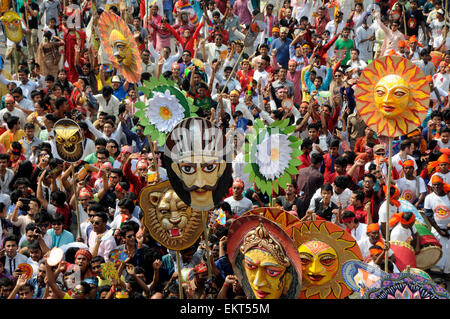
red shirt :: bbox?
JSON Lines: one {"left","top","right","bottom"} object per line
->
{"left": 346, "top": 205, "right": 368, "bottom": 224}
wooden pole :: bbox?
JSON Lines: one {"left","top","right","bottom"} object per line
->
{"left": 202, "top": 210, "right": 212, "bottom": 280}
{"left": 175, "top": 250, "right": 184, "bottom": 299}
{"left": 384, "top": 137, "right": 393, "bottom": 273}
{"left": 71, "top": 164, "right": 82, "bottom": 239}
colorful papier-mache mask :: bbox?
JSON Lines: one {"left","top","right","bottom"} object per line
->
{"left": 164, "top": 117, "right": 233, "bottom": 211}
{"left": 354, "top": 56, "right": 429, "bottom": 137}
{"left": 98, "top": 11, "right": 142, "bottom": 83}
{"left": 0, "top": 11, "right": 23, "bottom": 43}
{"left": 53, "top": 119, "right": 84, "bottom": 163}
{"left": 285, "top": 220, "right": 363, "bottom": 299}
{"left": 139, "top": 180, "right": 204, "bottom": 251}
{"left": 227, "top": 215, "right": 302, "bottom": 299}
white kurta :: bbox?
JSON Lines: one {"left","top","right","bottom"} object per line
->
{"left": 424, "top": 192, "right": 450, "bottom": 273}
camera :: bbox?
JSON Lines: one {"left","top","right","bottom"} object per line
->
{"left": 20, "top": 198, "right": 30, "bottom": 211}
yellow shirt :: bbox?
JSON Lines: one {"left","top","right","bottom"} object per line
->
{"left": 0, "top": 129, "right": 25, "bottom": 150}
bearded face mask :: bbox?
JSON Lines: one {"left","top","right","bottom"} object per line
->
{"left": 54, "top": 119, "right": 84, "bottom": 163}
{"left": 0, "top": 11, "right": 23, "bottom": 43}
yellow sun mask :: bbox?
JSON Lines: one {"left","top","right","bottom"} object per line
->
{"left": 0, "top": 11, "right": 23, "bottom": 43}
{"left": 374, "top": 74, "right": 410, "bottom": 118}
{"left": 109, "top": 29, "right": 132, "bottom": 67}
{"left": 298, "top": 240, "right": 339, "bottom": 287}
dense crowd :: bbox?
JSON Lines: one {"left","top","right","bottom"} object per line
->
{"left": 0, "top": 0, "right": 449, "bottom": 300}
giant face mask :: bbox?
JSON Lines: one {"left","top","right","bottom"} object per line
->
{"left": 140, "top": 180, "right": 203, "bottom": 251}
{"left": 0, "top": 11, "right": 23, "bottom": 43}
{"left": 53, "top": 119, "right": 84, "bottom": 163}
{"left": 355, "top": 56, "right": 429, "bottom": 137}
{"left": 298, "top": 240, "right": 339, "bottom": 287}
{"left": 227, "top": 215, "right": 303, "bottom": 299}
{"left": 164, "top": 117, "right": 233, "bottom": 211}
{"left": 98, "top": 11, "right": 142, "bottom": 83}
{"left": 286, "top": 220, "right": 363, "bottom": 299}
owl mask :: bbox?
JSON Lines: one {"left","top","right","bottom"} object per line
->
{"left": 54, "top": 119, "right": 84, "bottom": 163}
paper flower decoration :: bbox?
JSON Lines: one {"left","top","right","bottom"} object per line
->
{"left": 134, "top": 77, "right": 198, "bottom": 146}
{"left": 355, "top": 56, "right": 429, "bottom": 137}
{"left": 146, "top": 90, "right": 185, "bottom": 133}
{"left": 244, "top": 119, "right": 302, "bottom": 195}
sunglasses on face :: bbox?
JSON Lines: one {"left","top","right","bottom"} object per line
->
{"left": 126, "top": 234, "right": 136, "bottom": 239}
{"left": 91, "top": 221, "right": 102, "bottom": 225}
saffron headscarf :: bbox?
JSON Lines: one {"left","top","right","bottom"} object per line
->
{"left": 389, "top": 212, "right": 416, "bottom": 228}
{"left": 382, "top": 184, "right": 401, "bottom": 207}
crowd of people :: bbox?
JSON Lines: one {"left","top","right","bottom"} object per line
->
{"left": 0, "top": 0, "right": 449, "bottom": 300}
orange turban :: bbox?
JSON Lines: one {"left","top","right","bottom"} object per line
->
{"left": 369, "top": 244, "right": 384, "bottom": 256}
{"left": 383, "top": 185, "right": 401, "bottom": 207}
{"left": 438, "top": 154, "right": 450, "bottom": 164}
{"left": 430, "top": 174, "right": 450, "bottom": 193}
{"left": 400, "top": 160, "right": 415, "bottom": 168}
{"left": 389, "top": 212, "right": 416, "bottom": 228}
{"left": 366, "top": 223, "right": 380, "bottom": 233}
{"left": 426, "top": 75, "right": 433, "bottom": 82}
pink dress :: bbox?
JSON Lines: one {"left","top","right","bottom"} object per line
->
{"left": 233, "top": 0, "right": 252, "bottom": 26}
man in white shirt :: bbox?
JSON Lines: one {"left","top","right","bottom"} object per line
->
{"left": 346, "top": 48, "right": 367, "bottom": 79}
{"left": 12, "top": 87, "right": 34, "bottom": 115}
{"left": 87, "top": 212, "right": 117, "bottom": 261}
{"left": 390, "top": 211, "right": 420, "bottom": 255}
{"left": 354, "top": 20, "right": 375, "bottom": 62}
{"left": 3, "top": 235, "right": 29, "bottom": 276}
{"left": 0, "top": 94, "right": 28, "bottom": 130}
{"left": 149, "top": 43, "right": 183, "bottom": 75}
{"left": 341, "top": 210, "right": 367, "bottom": 242}
{"left": 391, "top": 139, "right": 417, "bottom": 179}
{"left": 204, "top": 33, "right": 228, "bottom": 64}
{"left": 325, "top": 11, "right": 346, "bottom": 37}
{"left": 428, "top": 153, "right": 450, "bottom": 186}
{"left": 378, "top": 185, "right": 401, "bottom": 239}
{"left": 224, "top": 178, "right": 253, "bottom": 217}
{"left": 94, "top": 86, "right": 120, "bottom": 120}
{"left": 396, "top": 159, "right": 426, "bottom": 208}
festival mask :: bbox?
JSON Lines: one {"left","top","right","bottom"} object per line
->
{"left": 355, "top": 56, "right": 429, "bottom": 137}
{"left": 53, "top": 119, "right": 84, "bottom": 163}
{"left": 164, "top": 117, "right": 233, "bottom": 211}
{"left": 285, "top": 220, "right": 363, "bottom": 299}
{"left": 227, "top": 215, "right": 302, "bottom": 299}
{"left": 298, "top": 240, "right": 339, "bottom": 287}
{"left": 0, "top": 11, "right": 23, "bottom": 43}
{"left": 139, "top": 180, "right": 204, "bottom": 251}
{"left": 110, "top": 29, "right": 132, "bottom": 67}
{"left": 98, "top": 11, "right": 142, "bottom": 83}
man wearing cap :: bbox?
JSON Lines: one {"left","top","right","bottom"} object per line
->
{"left": 396, "top": 160, "right": 427, "bottom": 208}
{"left": 269, "top": 26, "right": 292, "bottom": 69}
{"left": 325, "top": 11, "right": 345, "bottom": 38}
{"left": 224, "top": 178, "right": 253, "bottom": 217}
{"left": 111, "top": 75, "right": 129, "bottom": 102}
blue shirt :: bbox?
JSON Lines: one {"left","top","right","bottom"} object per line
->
{"left": 269, "top": 37, "right": 292, "bottom": 69}
{"left": 113, "top": 84, "right": 128, "bottom": 101}
{"left": 47, "top": 229, "right": 74, "bottom": 248}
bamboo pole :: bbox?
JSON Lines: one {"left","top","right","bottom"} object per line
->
{"left": 176, "top": 250, "right": 184, "bottom": 299}
{"left": 202, "top": 210, "right": 213, "bottom": 280}
{"left": 71, "top": 164, "right": 82, "bottom": 239}
{"left": 384, "top": 137, "right": 393, "bottom": 273}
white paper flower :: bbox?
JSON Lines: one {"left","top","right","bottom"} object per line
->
{"left": 146, "top": 90, "right": 185, "bottom": 133}
{"left": 256, "top": 133, "right": 292, "bottom": 180}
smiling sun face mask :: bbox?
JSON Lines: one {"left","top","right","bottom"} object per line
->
{"left": 298, "top": 240, "right": 339, "bottom": 287}
{"left": 0, "top": 11, "right": 23, "bottom": 43}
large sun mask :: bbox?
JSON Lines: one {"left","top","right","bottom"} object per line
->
{"left": 139, "top": 180, "right": 204, "bottom": 251}
{"left": 98, "top": 11, "right": 142, "bottom": 83}
{"left": 109, "top": 29, "right": 132, "bottom": 67}
{"left": 54, "top": 119, "right": 84, "bottom": 163}
{"left": 355, "top": 56, "right": 429, "bottom": 137}
{"left": 0, "top": 11, "right": 23, "bottom": 43}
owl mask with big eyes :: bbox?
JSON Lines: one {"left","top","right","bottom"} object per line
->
{"left": 54, "top": 119, "right": 84, "bottom": 163}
